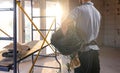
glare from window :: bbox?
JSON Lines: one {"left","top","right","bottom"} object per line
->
{"left": 0, "top": 1, "right": 63, "bottom": 54}
{"left": 0, "top": 1, "right": 13, "bottom": 50}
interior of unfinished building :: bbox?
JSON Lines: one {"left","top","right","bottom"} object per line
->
{"left": 0, "top": 0, "right": 120, "bottom": 73}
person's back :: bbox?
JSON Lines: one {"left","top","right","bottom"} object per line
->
{"left": 70, "top": 1, "right": 101, "bottom": 52}
{"left": 57, "top": 0, "right": 101, "bottom": 73}
{"left": 68, "top": 0, "right": 101, "bottom": 73}
{"left": 71, "top": 1, "right": 100, "bottom": 42}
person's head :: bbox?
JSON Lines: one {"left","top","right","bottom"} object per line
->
{"left": 79, "top": 0, "right": 91, "bottom": 4}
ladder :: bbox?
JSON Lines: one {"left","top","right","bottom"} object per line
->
{"left": 29, "top": 0, "right": 61, "bottom": 73}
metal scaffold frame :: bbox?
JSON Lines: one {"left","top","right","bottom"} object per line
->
{"left": 29, "top": 0, "right": 61, "bottom": 72}
{"left": 0, "top": 0, "right": 61, "bottom": 73}
{"left": 13, "top": 0, "right": 17, "bottom": 73}
{"left": 0, "top": 0, "right": 17, "bottom": 73}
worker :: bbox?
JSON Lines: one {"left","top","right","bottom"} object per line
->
{"left": 61, "top": 0, "right": 101, "bottom": 73}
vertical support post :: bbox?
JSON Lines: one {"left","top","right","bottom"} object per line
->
{"left": 13, "top": 0, "right": 17, "bottom": 73}
{"left": 18, "top": 0, "right": 25, "bottom": 43}
{"left": 58, "top": 0, "right": 69, "bottom": 21}
{"left": 30, "top": 0, "right": 34, "bottom": 72}
{"left": 40, "top": 0, "right": 46, "bottom": 54}
{"left": 31, "top": 0, "right": 33, "bottom": 41}
{"left": 40, "top": 0, "right": 46, "bottom": 38}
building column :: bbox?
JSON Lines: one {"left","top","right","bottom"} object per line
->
{"left": 18, "top": 0, "right": 25, "bottom": 43}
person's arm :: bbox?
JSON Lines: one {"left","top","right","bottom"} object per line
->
{"left": 61, "top": 16, "right": 74, "bottom": 35}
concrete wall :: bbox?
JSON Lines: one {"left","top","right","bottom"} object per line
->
{"left": 69, "top": 0, "right": 80, "bottom": 10}
{"left": 93, "top": 0, "right": 120, "bottom": 48}
{"left": 102, "top": 0, "right": 120, "bottom": 48}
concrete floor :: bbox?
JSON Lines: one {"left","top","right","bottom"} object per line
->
{"left": 0, "top": 46, "right": 120, "bottom": 73}
{"left": 100, "top": 46, "right": 120, "bottom": 73}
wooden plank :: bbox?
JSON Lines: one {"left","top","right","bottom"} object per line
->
{"left": 0, "top": 40, "right": 48, "bottom": 71}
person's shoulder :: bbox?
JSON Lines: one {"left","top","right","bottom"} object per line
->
{"left": 72, "top": 6, "right": 81, "bottom": 12}
{"left": 76, "top": 5, "right": 86, "bottom": 11}
{"left": 71, "top": 5, "right": 86, "bottom": 13}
